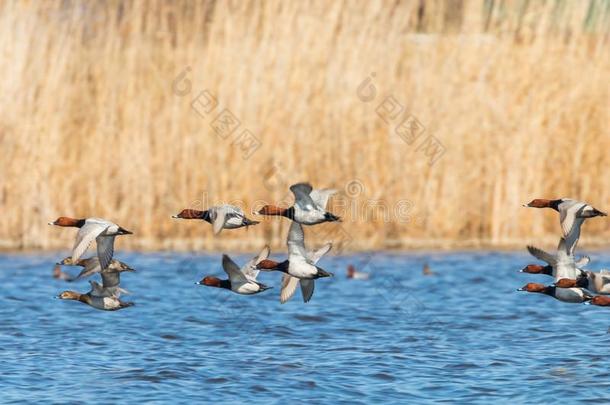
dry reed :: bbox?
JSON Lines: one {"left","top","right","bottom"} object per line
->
{"left": 0, "top": 0, "right": 609, "bottom": 252}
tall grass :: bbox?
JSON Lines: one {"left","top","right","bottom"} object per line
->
{"left": 0, "top": 0, "right": 609, "bottom": 252}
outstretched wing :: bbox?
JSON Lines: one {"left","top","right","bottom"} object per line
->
{"left": 74, "top": 257, "right": 102, "bottom": 279}
{"left": 309, "top": 189, "right": 337, "bottom": 210}
{"left": 96, "top": 235, "right": 116, "bottom": 270}
{"left": 72, "top": 222, "right": 108, "bottom": 263}
{"left": 526, "top": 245, "right": 556, "bottom": 265}
{"left": 300, "top": 279, "right": 315, "bottom": 303}
{"left": 287, "top": 221, "right": 308, "bottom": 258}
{"left": 280, "top": 274, "right": 299, "bottom": 304}
{"left": 101, "top": 271, "right": 120, "bottom": 289}
{"left": 212, "top": 208, "right": 227, "bottom": 235}
{"left": 290, "top": 183, "right": 317, "bottom": 211}
{"left": 243, "top": 246, "right": 270, "bottom": 280}
{"left": 559, "top": 200, "right": 582, "bottom": 237}
{"left": 575, "top": 256, "right": 590, "bottom": 268}
{"left": 308, "top": 243, "right": 332, "bottom": 264}
{"left": 222, "top": 254, "right": 248, "bottom": 284}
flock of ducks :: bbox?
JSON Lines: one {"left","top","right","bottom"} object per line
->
{"left": 518, "top": 198, "right": 610, "bottom": 306}
{"left": 49, "top": 193, "right": 610, "bottom": 311}
{"left": 51, "top": 182, "right": 342, "bottom": 310}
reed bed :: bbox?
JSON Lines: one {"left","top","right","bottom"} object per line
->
{"left": 0, "top": 0, "right": 609, "bottom": 252}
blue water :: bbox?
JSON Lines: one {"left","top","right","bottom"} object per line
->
{"left": 1, "top": 250, "right": 610, "bottom": 403}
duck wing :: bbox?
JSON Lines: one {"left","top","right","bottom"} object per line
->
{"left": 242, "top": 245, "right": 270, "bottom": 280}
{"left": 307, "top": 242, "right": 332, "bottom": 264}
{"left": 299, "top": 279, "right": 315, "bottom": 303}
{"left": 575, "top": 256, "right": 590, "bottom": 268}
{"left": 287, "top": 221, "right": 308, "bottom": 259}
{"left": 101, "top": 271, "right": 120, "bottom": 289}
{"left": 309, "top": 188, "right": 337, "bottom": 210}
{"left": 526, "top": 245, "right": 556, "bottom": 265}
{"left": 558, "top": 200, "right": 583, "bottom": 237}
{"left": 210, "top": 207, "right": 227, "bottom": 235}
{"left": 290, "top": 183, "right": 317, "bottom": 211}
{"left": 88, "top": 280, "right": 110, "bottom": 297}
{"left": 72, "top": 221, "right": 109, "bottom": 263}
{"left": 95, "top": 235, "right": 116, "bottom": 270}
{"left": 222, "top": 254, "right": 248, "bottom": 284}
{"left": 74, "top": 257, "right": 102, "bottom": 279}
{"left": 280, "top": 274, "right": 299, "bottom": 304}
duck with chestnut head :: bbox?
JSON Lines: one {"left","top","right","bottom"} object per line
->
{"left": 523, "top": 198, "right": 606, "bottom": 254}
{"left": 257, "top": 182, "right": 340, "bottom": 226}
{"left": 554, "top": 270, "right": 610, "bottom": 295}
{"left": 196, "top": 246, "right": 272, "bottom": 295}
{"left": 48, "top": 217, "right": 133, "bottom": 270}
{"left": 172, "top": 205, "right": 259, "bottom": 235}
{"left": 517, "top": 282, "right": 593, "bottom": 304}
{"left": 524, "top": 238, "right": 586, "bottom": 281}
{"left": 257, "top": 221, "right": 333, "bottom": 304}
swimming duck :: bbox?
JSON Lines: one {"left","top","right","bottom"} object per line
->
{"left": 256, "top": 221, "right": 333, "bottom": 303}
{"left": 52, "top": 264, "right": 75, "bottom": 281}
{"left": 422, "top": 263, "right": 434, "bottom": 276}
{"left": 524, "top": 198, "right": 606, "bottom": 254}
{"left": 172, "top": 205, "right": 259, "bottom": 234}
{"left": 554, "top": 270, "right": 610, "bottom": 295}
{"left": 56, "top": 289, "right": 134, "bottom": 311}
{"left": 257, "top": 182, "right": 340, "bottom": 225}
{"left": 57, "top": 256, "right": 134, "bottom": 280}
{"left": 48, "top": 217, "right": 132, "bottom": 270}
{"left": 347, "top": 264, "right": 370, "bottom": 280}
{"left": 196, "top": 246, "right": 272, "bottom": 295}
{"left": 524, "top": 238, "right": 584, "bottom": 280}
{"left": 517, "top": 282, "right": 593, "bottom": 303}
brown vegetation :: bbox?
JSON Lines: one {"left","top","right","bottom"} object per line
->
{"left": 0, "top": 1, "right": 608, "bottom": 251}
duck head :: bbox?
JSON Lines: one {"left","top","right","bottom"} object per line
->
{"left": 257, "top": 205, "right": 288, "bottom": 217}
{"left": 520, "top": 264, "right": 552, "bottom": 275}
{"left": 57, "top": 291, "right": 81, "bottom": 301}
{"left": 108, "top": 260, "right": 135, "bottom": 272}
{"left": 57, "top": 257, "right": 75, "bottom": 266}
{"left": 523, "top": 199, "right": 561, "bottom": 210}
{"left": 172, "top": 209, "right": 210, "bottom": 220}
{"left": 517, "top": 282, "right": 550, "bottom": 294}
{"left": 553, "top": 278, "right": 579, "bottom": 288}
{"left": 347, "top": 264, "right": 355, "bottom": 278}
{"left": 588, "top": 296, "right": 610, "bottom": 306}
{"left": 196, "top": 276, "right": 222, "bottom": 287}
{"left": 256, "top": 259, "right": 282, "bottom": 270}
{"left": 48, "top": 217, "right": 86, "bottom": 227}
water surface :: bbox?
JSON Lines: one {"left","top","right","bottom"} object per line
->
{"left": 1, "top": 250, "right": 610, "bottom": 403}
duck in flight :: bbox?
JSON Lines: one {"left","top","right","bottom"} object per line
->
{"left": 172, "top": 205, "right": 259, "bottom": 235}
{"left": 257, "top": 221, "right": 333, "bottom": 303}
{"left": 49, "top": 217, "right": 132, "bottom": 270}
{"left": 257, "top": 182, "right": 340, "bottom": 225}
{"left": 196, "top": 246, "right": 272, "bottom": 295}
{"left": 524, "top": 198, "right": 606, "bottom": 254}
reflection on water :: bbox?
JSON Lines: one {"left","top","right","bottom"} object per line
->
{"left": 2, "top": 250, "right": 610, "bottom": 402}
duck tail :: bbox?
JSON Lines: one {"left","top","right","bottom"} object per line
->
{"left": 324, "top": 212, "right": 341, "bottom": 222}
{"left": 244, "top": 218, "right": 260, "bottom": 226}
{"left": 119, "top": 301, "right": 135, "bottom": 309}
